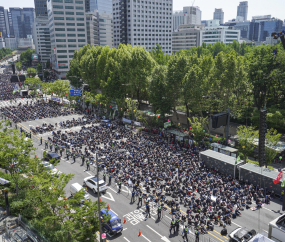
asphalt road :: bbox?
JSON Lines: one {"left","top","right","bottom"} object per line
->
{"left": 4, "top": 112, "right": 285, "bottom": 242}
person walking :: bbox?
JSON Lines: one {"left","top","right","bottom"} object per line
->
{"left": 109, "top": 173, "right": 112, "bottom": 185}
{"left": 66, "top": 150, "right": 69, "bottom": 160}
{"left": 45, "top": 140, "right": 48, "bottom": 149}
{"left": 175, "top": 216, "right": 180, "bottom": 234}
{"left": 81, "top": 155, "right": 85, "bottom": 166}
{"left": 50, "top": 143, "right": 53, "bottom": 151}
{"left": 73, "top": 154, "right": 76, "bottom": 164}
{"left": 118, "top": 180, "right": 122, "bottom": 193}
{"left": 86, "top": 160, "right": 90, "bottom": 171}
{"left": 40, "top": 137, "right": 42, "bottom": 145}
{"left": 195, "top": 230, "right": 199, "bottom": 242}
{"left": 137, "top": 193, "right": 143, "bottom": 207}
{"left": 146, "top": 203, "right": 150, "bottom": 218}
{"left": 103, "top": 173, "right": 106, "bottom": 183}
{"left": 60, "top": 148, "right": 63, "bottom": 157}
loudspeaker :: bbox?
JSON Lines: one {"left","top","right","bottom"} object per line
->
{"left": 212, "top": 113, "right": 228, "bottom": 129}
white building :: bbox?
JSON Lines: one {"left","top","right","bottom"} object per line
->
{"left": 172, "top": 24, "right": 203, "bottom": 53}
{"left": 18, "top": 38, "right": 35, "bottom": 49}
{"left": 173, "top": 6, "right": 201, "bottom": 31}
{"left": 47, "top": 0, "right": 87, "bottom": 79}
{"left": 5, "top": 38, "right": 17, "bottom": 49}
{"left": 0, "top": 37, "right": 5, "bottom": 48}
{"left": 33, "top": 16, "right": 51, "bottom": 64}
{"left": 86, "top": 12, "right": 99, "bottom": 46}
{"left": 213, "top": 8, "right": 224, "bottom": 25}
{"left": 112, "top": 0, "right": 173, "bottom": 54}
{"left": 200, "top": 24, "right": 240, "bottom": 46}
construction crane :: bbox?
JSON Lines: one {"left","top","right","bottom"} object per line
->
{"left": 192, "top": 0, "right": 195, "bottom": 7}
{"left": 271, "top": 31, "right": 285, "bottom": 50}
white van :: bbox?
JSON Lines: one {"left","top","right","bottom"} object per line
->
{"left": 70, "top": 183, "right": 90, "bottom": 202}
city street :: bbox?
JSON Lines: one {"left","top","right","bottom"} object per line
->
{"left": 11, "top": 111, "right": 284, "bottom": 242}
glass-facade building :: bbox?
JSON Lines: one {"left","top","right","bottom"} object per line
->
{"left": 90, "top": 0, "right": 112, "bottom": 14}
{"left": 213, "top": 8, "right": 224, "bottom": 25}
{"left": 9, "top": 8, "right": 35, "bottom": 39}
{"left": 34, "top": 0, "right": 48, "bottom": 17}
{"left": 237, "top": 1, "right": 248, "bottom": 21}
{"left": 0, "top": 7, "right": 9, "bottom": 38}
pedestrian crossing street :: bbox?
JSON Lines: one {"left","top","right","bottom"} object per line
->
{"left": 0, "top": 98, "right": 32, "bottom": 108}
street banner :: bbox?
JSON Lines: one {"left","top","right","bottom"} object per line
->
{"left": 164, "top": 121, "right": 171, "bottom": 128}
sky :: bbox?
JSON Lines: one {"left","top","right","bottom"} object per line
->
{"left": 1, "top": 0, "right": 285, "bottom": 22}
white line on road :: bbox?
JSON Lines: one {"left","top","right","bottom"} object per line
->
{"left": 107, "top": 186, "right": 117, "bottom": 193}
{"left": 123, "top": 237, "right": 130, "bottom": 242}
{"left": 85, "top": 171, "right": 92, "bottom": 176}
{"left": 141, "top": 234, "right": 152, "bottom": 242}
{"left": 231, "top": 221, "right": 241, "bottom": 227}
{"left": 110, "top": 209, "right": 118, "bottom": 216}
{"left": 262, "top": 207, "right": 273, "bottom": 212}
{"left": 146, "top": 225, "right": 162, "bottom": 237}
{"left": 123, "top": 228, "right": 127, "bottom": 231}
{"left": 263, "top": 229, "right": 268, "bottom": 233}
{"left": 165, "top": 215, "right": 171, "bottom": 220}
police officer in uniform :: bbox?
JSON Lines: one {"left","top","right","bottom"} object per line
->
{"left": 175, "top": 216, "right": 180, "bottom": 233}
{"left": 146, "top": 203, "right": 150, "bottom": 218}
{"left": 109, "top": 174, "right": 112, "bottom": 185}
{"left": 182, "top": 226, "right": 189, "bottom": 242}
{"left": 195, "top": 230, "right": 199, "bottom": 242}
{"left": 81, "top": 155, "right": 85, "bottom": 166}
{"left": 118, "top": 180, "right": 122, "bottom": 193}
{"left": 50, "top": 143, "right": 53, "bottom": 151}
{"left": 66, "top": 150, "right": 69, "bottom": 160}
{"left": 73, "top": 154, "right": 76, "bottom": 163}
{"left": 157, "top": 204, "right": 162, "bottom": 219}
{"left": 170, "top": 219, "right": 176, "bottom": 234}
{"left": 137, "top": 193, "right": 143, "bottom": 207}
{"left": 86, "top": 160, "right": 90, "bottom": 170}
{"left": 45, "top": 140, "right": 48, "bottom": 149}
{"left": 40, "top": 137, "right": 42, "bottom": 145}
{"left": 60, "top": 147, "right": 63, "bottom": 157}
{"left": 103, "top": 173, "right": 106, "bottom": 183}
{"left": 131, "top": 190, "right": 135, "bottom": 203}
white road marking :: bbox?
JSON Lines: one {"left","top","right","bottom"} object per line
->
{"left": 85, "top": 171, "right": 92, "bottom": 176}
{"left": 263, "top": 229, "right": 268, "bottom": 233}
{"left": 110, "top": 209, "right": 118, "bottom": 216}
{"left": 107, "top": 186, "right": 117, "bottom": 193}
{"left": 123, "top": 228, "right": 127, "bottom": 231}
{"left": 232, "top": 221, "right": 241, "bottom": 227}
{"left": 141, "top": 234, "right": 152, "bottom": 242}
{"left": 146, "top": 225, "right": 163, "bottom": 237}
{"left": 165, "top": 215, "right": 171, "bottom": 220}
{"left": 123, "top": 237, "right": 130, "bottom": 242}
{"left": 101, "top": 192, "right": 115, "bottom": 202}
{"left": 262, "top": 207, "right": 273, "bottom": 212}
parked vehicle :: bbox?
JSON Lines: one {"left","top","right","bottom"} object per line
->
{"left": 101, "top": 209, "right": 123, "bottom": 235}
{"left": 70, "top": 182, "right": 90, "bottom": 202}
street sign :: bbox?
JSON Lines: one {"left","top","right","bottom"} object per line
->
{"left": 70, "top": 89, "right": 81, "bottom": 96}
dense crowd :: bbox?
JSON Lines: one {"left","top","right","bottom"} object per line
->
{"left": 42, "top": 113, "right": 270, "bottom": 240}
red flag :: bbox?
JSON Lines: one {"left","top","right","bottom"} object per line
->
{"left": 273, "top": 171, "right": 283, "bottom": 184}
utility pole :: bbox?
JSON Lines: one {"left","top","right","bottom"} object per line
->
{"left": 96, "top": 153, "right": 102, "bottom": 242}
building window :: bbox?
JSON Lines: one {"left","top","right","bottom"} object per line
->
{"left": 77, "top": 23, "right": 84, "bottom": 26}
{"left": 54, "top": 17, "right": 64, "bottom": 20}
{"left": 56, "top": 34, "right": 66, "bottom": 37}
{"left": 65, "top": 6, "right": 74, "bottom": 9}
{"left": 66, "top": 12, "right": 74, "bottom": 15}
{"left": 76, "top": 18, "right": 84, "bottom": 21}
{"left": 57, "top": 44, "right": 66, "bottom": 47}
{"left": 66, "top": 23, "right": 75, "bottom": 26}
{"left": 67, "top": 28, "right": 76, "bottom": 31}
{"left": 67, "top": 34, "right": 76, "bottom": 37}
{"left": 53, "top": 5, "right": 63, "bottom": 9}
{"left": 54, "top": 11, "right": 64, "bottom": 14}
{"left": 66, "top": 17, "right": 75, "bottom": 20}
{"left": 56, "top": 39, "right": 66, "bottom": 42}
{"left": 77, "top": 28, "right": 85, "bottom": 31}
{"left": 58, "top": 55, "right": 68, "bottom": 58}
{"left": 75, "top": 0, "right": 83, "bottom": 3}
{"left": 58, "top": 60, "right": 68, "bottom": 63}
{"left": 55, "top": 28, "right": 65, "bottom": 31}
{"left": 68, "top": 39, "right": 76, "bottom": 42}
{"left": 69, "top": 50, "right": 75, "bottom": 53}
{"left": 76, "top": 12, "right": 84, "bottom": 15}
{"left": 55, "top": 22, "right": 65, "bottom": 25}
{"left": 78, "top": 44, "right": 85, "bottom": 47}
{"left": 76, "top": 6, "right": 83, "bottom": 10}
{"left": 78, "top": 34, "right": 85, "bottom": 37}
{"left": 53, "top": 0, "right": 63, "bottom": 2}
{"left": 78, "top": 39, "right": 85, "bottom": 42}
{"left": 69, "top": 55, "right": 74, "bottom": 58}
{"left": 59, "top": 66, "right": 68, "bottom": 69}
{"left": 57, "top": 50, "right": 67, "bottom": 53}
{"left": 68, "top": 44, "right": 77, "bottom": 47}
{"left": 65, "top": 0, "right": 73, "bottom": 3}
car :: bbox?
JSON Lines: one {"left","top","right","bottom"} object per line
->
{"left": 229, "top": 227, "right": 256, "bottom": 242}
{"left": 70, "top": 183, "right": 90, "bottom": 202}
{"left": 83, "top": 176, "right": 107, "bottom": 194}
{"left": 101, "top": 209, "right": 123, "bottom": 235}
{"left": 46, "top": 152, "right": 61, "bottom": 163}
{"left": 41, "top": 161, "right": 62, "bottom": 176}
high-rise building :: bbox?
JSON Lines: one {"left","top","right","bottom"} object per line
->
{"left": 34, "top": 0, "right": 48, "bottom": 17}
{"left": 172, "top": 24, "right": 203, "bottom": 53}
{"left": 47, "top": 0, "right": 87, "bottom": 79}
{"left": 9, "top": 8, "right": 35, "bottom": 39}
{"left": 213, "top": 8, "right": 224, "bottom": 25}
{"left": 112, "top": 0, "right": 173, "bottom": 54}
{"left": 33, "top": 16, "right": 51, "bottom": 64}
{"left": 86, "top": 12, "right": 99, "bottom": 46}
{"left": 237, "top": 1, "right": 248, "bottom": 21}
{"left": 200, "top": 24, "right": 240, "bottom": 46}
{"left": 90, "top": 0, "right": 112, "bottom": 14}
{"left": 0, "top": 7, "right": 11, "bottom": 38}
{"left": 173, "top": 6, "right": 201, "bottom": 31}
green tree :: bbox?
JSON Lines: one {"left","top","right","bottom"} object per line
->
{"left": 264, "top": 128, "right": 281, "bottom": 167}
{"left": 15, "top": 61, "right": 22, "bottom": 71}
{"left": 20, "top": 48, "right": 34, "bottom": 66}
{"left": 46, "top": 59, "right": 51, "bottom": 69}
{"left": 37, "top": 63, "right": 43, "bottom": 74}
{"left": 24, "top": 77, "right": 42, "bottom": 93}
{"left": 150, "top": 44, "right": 170, "bottom": 65}
{"left": 236, "top": 125, "right": 258, "bottom": 163}
{"left": 188, "top": 116, "right": 208, "bottom": 145}
{"left": 50, "top": 80, "right": 70, "bottom": 100}
{"left": 27, "top": 67, "right": 37, "bottom": 77}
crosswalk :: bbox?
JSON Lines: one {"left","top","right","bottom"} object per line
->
{"left": 0, "top": 98, "right": 32, "bottom": 108}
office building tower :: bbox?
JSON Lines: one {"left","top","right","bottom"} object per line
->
{"left": 47, "top": 0, "right": 87, "bottom": 79}
{"left": 0, "top": 37, "right": 5, "bottom": 48}
{"left": 172, "top": 24, "right": 203, "bottom": 53}
{"left": 34, "top": 0, "right": 48, "bottom": 17}
{"left": 237, "top": 1, "right": 248, "bottom": 21}
{"left": 86, "top": 12, "right": 99, "bottom": 46}
{"left": 200, "top": 23, "right": 240, "bottom": 45}
{"left": 5, "top": 38, "right": 17, "bottom": 49}
{"left": 233, "top": 21, "right": 251, "bottom": 39}
{"left": 113, "top": 0, "right": 173, "bottom": 54}
{"left": 173, "top": 6, "right": 201, "bottom": 31}
{"left": 213, "top": 8, "right": 224, "bottom": 25}
{"left": 90, "top": 0, "right": 112, "bottom": 14}
{"left": 33, "top": 16, "right": 51, "bottom": 64}
{"left": 0, "top": 7, "right": 11, "bottom": 38}
{"left": 9, "top": 8, "right": 35, "bottom": 39}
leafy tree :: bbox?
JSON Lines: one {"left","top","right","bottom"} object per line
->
{"left": 20, "top": 48, "right": 34, "bottom": 66}
{"left": 27, "top": 68, "right": 37, "bottom": 77}
{"left": 24, "top": 77, "right": 42, "bottom": 93}
{"left": 15, "top": 61, "right": 22, "bottom": 71}
{"left": 44, "top": 70, "right": 50, "bottom": 78}
{"left": 188, "top": 116, "right": 208, "bottom": 145}
{"left": 264, "top": 128, "right": 281, "bottom": 167}
{"left": 236, "top": 125, "right": 258, "bottom": 163}
{"left": 37, "top": 63, "right": 43, "bottom": 74}
{"left": 150, "top": 44, "right": 170, "bottom": 65}
{"left": 49, "top": 80, "right": 70, "bottom": 100}
{"left": 45, "top": 59, "right": 51, "bottom": 69}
